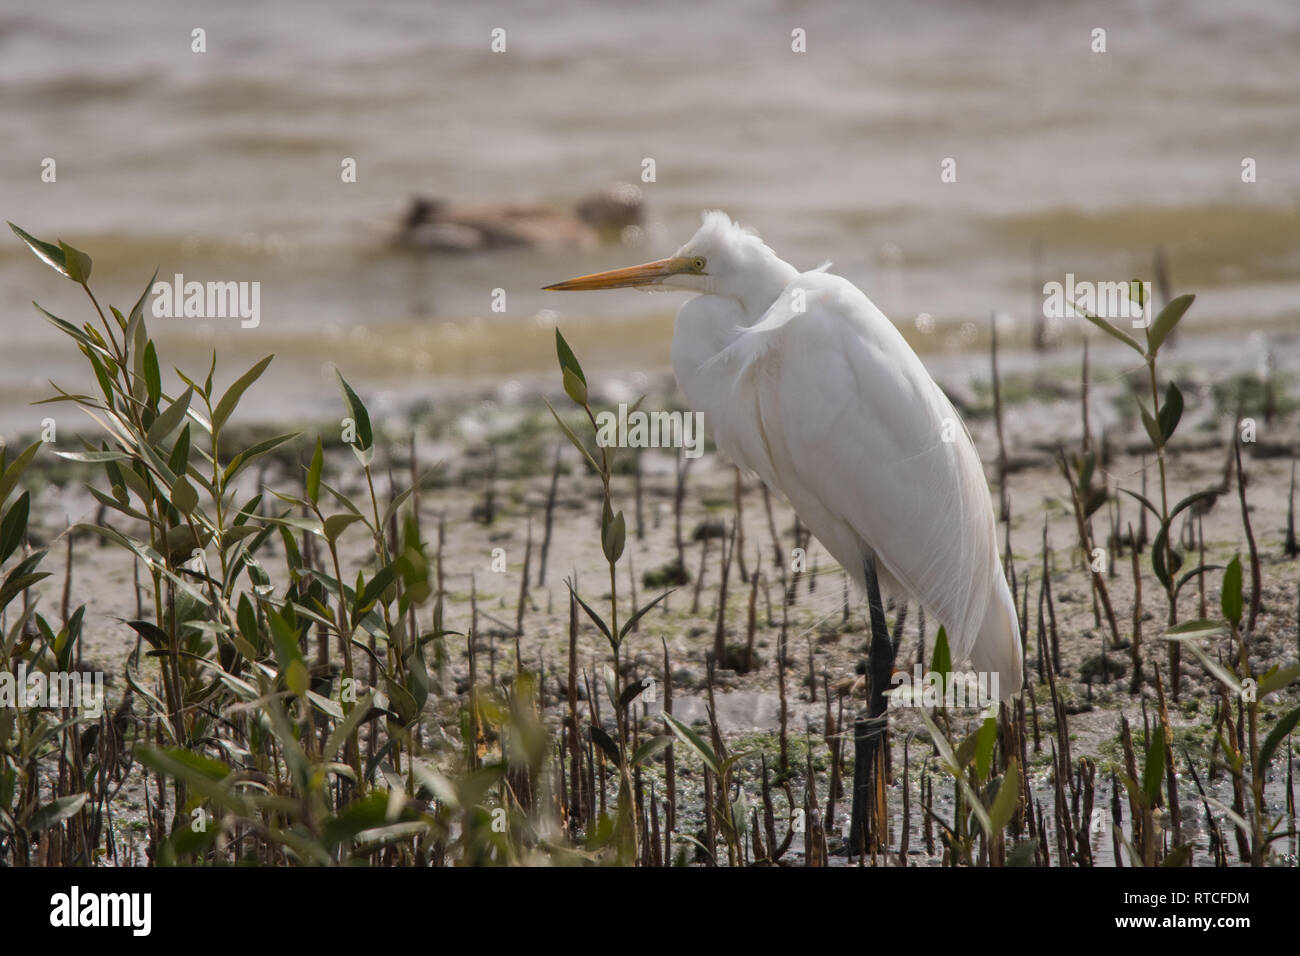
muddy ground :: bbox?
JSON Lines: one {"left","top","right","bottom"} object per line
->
{"left": 16, "top": 343, "right": 1300, "bottom": 866}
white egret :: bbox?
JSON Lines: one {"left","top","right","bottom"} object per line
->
{"left": 544, "top": 211, "right": 1022, "bottom": 699}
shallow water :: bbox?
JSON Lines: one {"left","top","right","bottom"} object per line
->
{"left": 2, "top": 0, "right": 1298, "bottom": 430}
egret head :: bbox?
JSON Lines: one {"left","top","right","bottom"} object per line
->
{"left": 543, "top": 211, "right": 791, "bottom": 306}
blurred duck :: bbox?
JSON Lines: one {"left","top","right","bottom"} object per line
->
{"left": 395, "top": 183, "right": 643, "bottom": 253}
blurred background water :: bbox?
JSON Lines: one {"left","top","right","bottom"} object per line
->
{"left": 2, "top": 0, "right": 1297, "bottom": 429}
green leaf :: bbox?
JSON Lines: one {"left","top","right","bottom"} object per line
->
{"left": 930, "top": 626, "right": 952, "bottom": 695}
{"left": 51, "top": 449, "right": 132, "bottom": 464}
{"left": 321, "top": 791, "right": 391, "bottom": 850}
{"left": 317, "top": 478, "right": 362, "bottom": 517}
{"left": 590, "top": 723, "right": 622, "bottom": 766}
{"left": 1199, "top": 792, "right": 1251, "bottom": 838}
{"left": 57, "top": 240, "right": 92, "bottom": 284}
{"left": 1165, "top": 619, "right": 1224, "bottom": 637}
{"left": 1083, "top": 485, "right": 1108, "bottom": 519}
{"left": 167, "top": 422, "right": 191, "bottom": 477}
{"left": 1174, "top": 563, "right": 1224, "bottom": 600}
{"left": 335, "top": 369, "right": 374, "bottom": 451}
{"left": 619, "top": 588, "right": 674, "bottom": 639}
{"left": 1258, "top": 662, "right": 1300, "bottom": 697}
{"left": 988, "top": 759, "right": 1021, "bottom": 833}
{"left": 662, "top": 712, "right": 721, "bottom": 777}
{"left": 307, "top": 436, "right": 323, "bottom": 505}
{"left": 732, "top": 791, "right": 749, "bottom": 840}
{"left": 213, "top": 354, "right": 275, "bottom": 435}
{"left": 268, "top": 607, "right": 306, "bottom": 682}
{"left": 324, "top": 692, "right": 374, "bottom": 761}
{"left": 0, "top": 491, "right": 30, "bottom": 565}
{"left": 916, "top": 707, "right": 992, "bottom": 836}
{"left": 143, "top": 340, "right": 162, "bottom": 408}
{"left": 1169, "top": 487, "right": 1222, "bottom": 523}
{"left": 9, "top": 223, "right": 70, "bottom": 278}
{"left": 161, "top": 816, "right": 220, "bottom": 864}
{"left": 1158, "top": 381, "right": 1183, "bottom": 443}
{"left": 223, "top": 431, "right": 301, "bottom": 484}
{"left": 171, "top": 474, "right": 199, "bottom": 516}
{"left": 285, "top": 659, "right": 309, "bottom": 698}
{"left": 1146, "top": 294, "right": 1195, "bottom": 355}
{"left": 236, "top": 592, "right": 260, "bottom": 655}
{"left": 383, "top": 485, "right": 421, "bottom": 536}
{"left": 1151, "top": 523, "right": 1173, "bottom": 589}
{"left": 555, "top": 329, "right": 587, "bottom": 385}
{"left": 1118, "top": 487, "right": 1161, "bottom": 521}
{"left": 33, "top": 302, "right": 97, "bottom": 353}
{"left": 566, "top": 580, "right": 612, "bottom": 642}
{"left": 1142, "top": 727, "right": 1165, "bottom": 806}
{"left": 602, "top": 509, "right": 626, "bottom": 564}
{"left": 618, "top": 677, "right": 651, "bottom": 710}
{"left": 403, "top": 639, "right": 430, "bottom": 713}
{"left": 974, "top": 715, "right": 998, "bottom": 781}
{"left": 259, "top": 513, "right": 321, "bottom": 538}
{"left": 917, "top": 707, "right": 957, "bottom": 769}
{"left": 146, "top": 385, "right": 194, "bottom": 445}
{"left": 324, "top": 512, "right": 364, "bottom": 543}
{"left": 204, "top": 351, "right": 217, "bottom": 399}
{"left": 1220, "top": 555, "right": 1243, "bottom": 627}
{"left": 544, "top": 399, "right": 600, "bottom": 474}
{"left": 955, "top": 726, "right": 980, "bottom": 769}
{"left": 128, "top": 266, "right": 159, "bottom": 337}
{"left": 137, "top": 747, "right": 248, "bottom": 817}
{"left": 125, "top": 619, "right": 170, "bottom": 651}
{"left": 562, "top": 366, "right": 588, "bottom": 406}
{"left": 86, "top": 349, "right": 117, "bottom": 408}
{"left": 0, "top": 441, "right": 41, "bottom": 510}
{"left": 1117, "top": 769, "right": 1147, "bottom": 807}
{"left": 1139, "top": 403, "right": 1163, "bottom": 449}
{"left": 379, "top": 676, "right": 416, "bottom": 725}
{"left": 1258, "top": 706, "right": 1300, "bottom": 775}
{"left": 355, "top": 561, "right": 401, "bottom": 614}
{"left": 1080, "top": 310, "right": 1144, "bottom": 355}
{"left": 630, "top": 734, "right": 672, "bottom": 768}
{"left": 0, "top": 570, "right": 50, "bottom": 614}
{"left": 1128, "top": 278, "right": 1147, "bottom": 310}
{"left": 26, "top": 792, "right": 88, "bottom": 832}
{"left": 1077, "top": 451, "right": 1096, "bottom": 494}
{"left": 1176, "top": 638, "right": 1243, "bottom": 696}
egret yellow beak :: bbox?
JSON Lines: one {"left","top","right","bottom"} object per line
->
{"left": 543, "top": 257, "right": 683, "bottom": 291}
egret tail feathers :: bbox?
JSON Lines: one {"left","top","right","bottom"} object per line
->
{"left": 967, "top": 578, "right": 1023, "bottom": 699}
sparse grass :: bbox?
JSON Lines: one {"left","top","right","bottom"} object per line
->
{"left": 1, "top": 226, "right": 1297, "bottom": 868}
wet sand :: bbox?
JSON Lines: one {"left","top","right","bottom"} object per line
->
{"left": 18, "top": 337, "right": 1300, "bottom": 865}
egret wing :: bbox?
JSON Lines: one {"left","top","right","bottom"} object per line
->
{"left": 714, "top": 272, "right": 1003, "bottom": 666}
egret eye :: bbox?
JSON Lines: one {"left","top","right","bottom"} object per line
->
{"left": 692, "top": 256, "right": 707, "bottom": 272}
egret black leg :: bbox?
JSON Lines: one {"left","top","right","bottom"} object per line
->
{"left": 848, "top": 553, "right": 896, "bottom": 857}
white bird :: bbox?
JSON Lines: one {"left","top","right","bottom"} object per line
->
{"left": 545, "top": 212, "right": 1022, "bottom": 697}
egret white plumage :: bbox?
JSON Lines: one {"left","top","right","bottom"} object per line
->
{"left": 545, "top": 212, "right": 1022, "bottom": 698}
